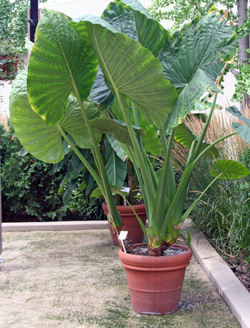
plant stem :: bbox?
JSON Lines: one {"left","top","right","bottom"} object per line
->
{"left": 71, "top": 89, "right": 122, "bottom": 228}
{"left": 58, "top": 126, "right": 102, "bottom": 185}
{"left": 115, "top": 92, "right": 155, "bottom": 216}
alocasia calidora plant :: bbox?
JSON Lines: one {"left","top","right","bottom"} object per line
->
{"left": 9, "top": 1, "right": 249, "bottom": 255}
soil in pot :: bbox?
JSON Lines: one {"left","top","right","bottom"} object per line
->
{"left": 118, "top": 243, "right": 192, "bottom": 315}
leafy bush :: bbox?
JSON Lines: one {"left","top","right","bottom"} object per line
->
{"left": 0, "top": 123, "right": 105, "bottom": 221}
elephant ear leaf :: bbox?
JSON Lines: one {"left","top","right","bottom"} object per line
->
{"left": 209, "top": 159, "right": 250, "bottom": 179}
{"left": 227, "top": 106, "right": 250, "bottom": 144}
{"left": 9, "top": 71, "right": 64, "bottom": 163}
{"left": 103, "top": 0, "right": 168, "bottom": 56}
{"left": 71, "top": 17, "right": 178, "bottom": 128}
{"left": 10, "top": 72, "right": 97, "bottom": 163}
{"left": 159, "top": 10, "right": 237, "bottom": 129}
{"left": 28, "top": 10, "right": 98, "bottom": 125}
{"left": 91, "top": 0, "right": 168, "bottom": 106}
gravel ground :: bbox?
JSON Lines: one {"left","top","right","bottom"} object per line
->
{"left": 0, "top": 230, "right": 240, "bottom": 328}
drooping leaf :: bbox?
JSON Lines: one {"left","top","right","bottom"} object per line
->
{"left": 209, "top": 159, "right": 250, "bottom": 179}
{"left": 91, "top": 185, "right": 129, "bottom": 198}
{"left": 61, "top": 96, "right": 101, "bottom": 148}
{"left": 159, "top": 10, "right": 237, "bottom": 128}
{"left": 63, "top": 181, "right": 77, "bottom": 203}
{"left": 90, "top": 116, "right": 145, "bottom": 146}
{"left": 9, "top": 71, "right": 64, "bottom": 163}
{"left": 27, "top": 10, "right": 98, "bottom": 125}
{"left": 107, "top": 134, "right": 127, "bottom": 161}
{"left": 227, "top": 106, "right": 250, "bottom": 144}
{"left": 104, "top": 138, "right": 127, "bottom": 187}
{"left": 227, "top": 106, "right": 250, "bottom": 126}
{"left": 175, "top": 123, "right": 219, "bottom": 158}
{"left": 9, "top": 71, "right": 98, "bottom": 163}
{"left": 71, "top": 17, "right": 178, "bottom": 128}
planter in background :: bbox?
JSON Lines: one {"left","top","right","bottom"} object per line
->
{"left": 118, "top": 243, "right": 192, "bottom": 315}
{"left": 102, "top": 203, "right": 147, "bottom": 246}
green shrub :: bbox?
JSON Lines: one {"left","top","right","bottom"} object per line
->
{"left": 0, "top": 123, "right": 105, "bottom": 221}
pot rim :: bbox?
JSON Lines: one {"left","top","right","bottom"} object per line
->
{"left": 118, "top": 243, "right": 192, "bottom": 267}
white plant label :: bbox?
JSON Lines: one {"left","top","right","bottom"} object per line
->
{"left": 118, "top": 231, "right": 128, "bottom": 253}
{"left": 118, "top": 231, "right": 128, "bottom": 240}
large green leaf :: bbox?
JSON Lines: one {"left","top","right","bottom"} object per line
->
{"left": 159, "top": 10, "right": 237, "bottom": 128}
{"left": 71, "top": 17, "right": 178, "bottom": 128}
{"left": 27, "top": 10, "right": 98, "bottom": 125}
{"left": 9, "top": 72, "right": 99, "bottom": 163}
{"left": 90, "top": 0, "right": 168, "bottom": 106}
{"left": 102, "top": 0, "right": 167, "bottom": 56}
{"left": 104, "top": 138, "right": 128, "bottom": 187}
{"left": 10, "top": 71, "right": 64, "bottom": 163}
{"left": 209, "top": 159, "right": 250, "bottom": 179}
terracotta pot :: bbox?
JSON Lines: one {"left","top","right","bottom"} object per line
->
{"left": 102, "top": 204, "right": 147, "bottom": 246}
{"left": 118, "top": 243, "right": 192, "bottom": 315}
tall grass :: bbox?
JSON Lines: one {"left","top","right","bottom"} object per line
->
{"left": 174, "top": 110, "right": 250, "bottom": 265}
{"left": 0, "top": 112, "right": 10, "bottom": 131}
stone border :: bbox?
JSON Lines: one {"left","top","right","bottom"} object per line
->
{"left": 2, "top": 221, "right": 108, "bottom": 232}
{"left": 183, "top": 219, "right": 250, "bottom": 328}
{"left": 3, "top": 219, "right": 250, "bottom": 327}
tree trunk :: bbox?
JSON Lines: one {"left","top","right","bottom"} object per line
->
{"left": 237, "top": 0, "right": 250, "bottom": 114}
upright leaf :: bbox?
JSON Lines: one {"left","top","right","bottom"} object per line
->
{"left": 28, "top": 10, "right": 98, "bottom": 125}
{"left": 159, "top": 10, "right": 237, "bottom": 128}
{"left": 90, "top": 0, "right": 168, "bottom": 105}
{"left": 71, "top": 17, "right": 178, "bottom": 128}
{"left": 103, "top": 0, "right": 167, "bottom": 56}
{"left": 104, "top": 139, "right": 128, "bottom": 187}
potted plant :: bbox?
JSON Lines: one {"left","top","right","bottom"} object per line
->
{"left": 9, "top": 2, "right": 249, "bottom": 315}
{"left": 0, "top": 39, "right": 22, "bottom": 80}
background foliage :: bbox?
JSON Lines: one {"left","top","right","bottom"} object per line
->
{"left": 0, "top": 123, "right": 105, "bottom": 221}
{"left": 0, "top": 0, "right": 29, "bottom": 49}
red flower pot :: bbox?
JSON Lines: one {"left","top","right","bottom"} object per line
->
{"left": 118, "top": 243, "right": 192, "bottom": 315}
{"left": 102, "top": 204, "right": 147, "bottom": 246}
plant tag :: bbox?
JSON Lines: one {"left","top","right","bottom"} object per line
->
{"left": 121, "top": 187, "right": 130, "bottom": 193}
{"left": 118, "top": 231, "right": 128, "bottom": 240}
{"left": 118, "top": 231, "right": 128, "bottom": 253}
